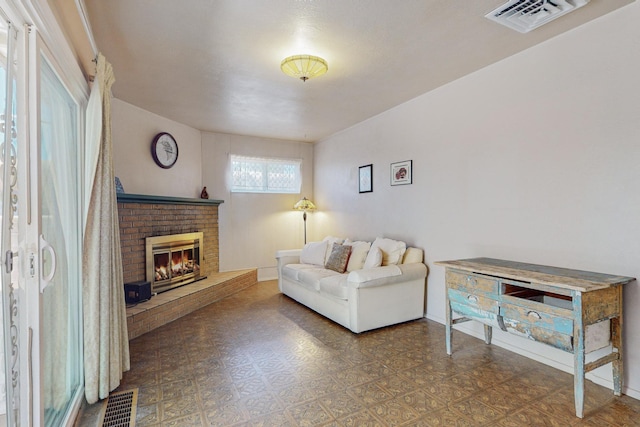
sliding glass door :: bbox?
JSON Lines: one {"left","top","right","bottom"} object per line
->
{"left": 32, "top": 39, "right": 84, "bottom": 427}
{"left": 0, "top": 13, "right": 19, "bottom": 427}
{"left": 0, "top": 2, "right": 88, "bottom": 425}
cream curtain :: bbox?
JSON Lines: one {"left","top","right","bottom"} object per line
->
{"left": 83, "top": 53, "right": 130, "bottom": 404}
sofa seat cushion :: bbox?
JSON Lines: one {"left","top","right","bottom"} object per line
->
{"left": 319, "top": 274, "right": 349, "bottom": 300}
{"left": 282, "top": 264, "right": 347, "bottom": 292}
{"left": 282, "top": 264, "right": 321, "bottom": 282}
{"left": 296, "top": 268, "right": 344, "bottom": 291}
{"left": 347, "top": 265, "right": 403, "bottom": 288}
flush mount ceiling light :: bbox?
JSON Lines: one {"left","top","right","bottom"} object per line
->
{"left": 281, "top": 55, "right": 328, "bottom": 82}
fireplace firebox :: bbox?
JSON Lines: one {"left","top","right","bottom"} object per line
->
{"left": 145, "top": 232, "right": 204, "bottom": 293}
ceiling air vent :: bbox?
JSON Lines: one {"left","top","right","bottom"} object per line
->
{"left": 485, "top": 0, "right": 589, "bottom": 33}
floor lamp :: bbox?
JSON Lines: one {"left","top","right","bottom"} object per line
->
{"left": 293, "top": 197, "right": 316, "bottom": 244}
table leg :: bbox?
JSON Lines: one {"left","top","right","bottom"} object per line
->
{"left": 574, "top": 344, "right": 585, "bottom": 418}
{"left": 484, "top": 324, "right": 492, "bottom": 345}
{"left": 612, "top": 286, "right": 624, "bottom": 396}
{"left": 573, "top": 293, "right": 585, "bottom": 418}
{"left": 445, "top": 291, "right": 452, "bottom": 355}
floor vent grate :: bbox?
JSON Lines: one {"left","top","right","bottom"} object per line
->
{"left": 99, "top": 389, "right": 138, "bottom": 427}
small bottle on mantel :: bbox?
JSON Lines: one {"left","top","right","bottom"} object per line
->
{"left": 200, "top": 186, "right": 209, "bottom": 199}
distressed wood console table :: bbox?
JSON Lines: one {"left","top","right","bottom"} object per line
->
{"left": 435, "top": 257, "right": 635, "bottom": 418}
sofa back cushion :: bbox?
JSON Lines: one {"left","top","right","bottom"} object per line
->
{"left": 367, "top": 237, "right": 407, "bottom": 266}
{"left": 402, "top": 247, "right": 424, "bottom": 264}
{"left": 363, "top": 246, "right": 383, "bottom": 269}
{"left": 300, "top": 240, "right": 328, "bottom": 266}
{"left": 344, "top": 240, "right": 371, "bottom": 272}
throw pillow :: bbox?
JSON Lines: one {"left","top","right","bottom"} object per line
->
{"left": 300, "top": 241, "right": 328, "bottom": 266}
{"left": 369, "top": 237, "right": 407, "bottom": 266}
{"left": 323, "top": 236, "right": 345, "bottom": 263}
{"left": 325, "top": 243, "right": 352, "bottom": 273}
{"left": 363, "top": 246, "right": 383, "bottom": 269}
{"left": 402, "top": 247, "right": 423, "bottom": 264}
{"left": 344, "top": 240, "right": 371, "bottom": 272}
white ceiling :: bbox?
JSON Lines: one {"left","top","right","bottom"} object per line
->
{"left": 84, "top": 0, "right": 632, "bottom": 142}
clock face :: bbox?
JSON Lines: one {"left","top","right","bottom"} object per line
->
{"left": 151, "top": 132, "right": 178, "bottom": 168}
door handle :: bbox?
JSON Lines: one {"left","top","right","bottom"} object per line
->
{"left": 39, "top": 234, "right": 56, "bottom": 292}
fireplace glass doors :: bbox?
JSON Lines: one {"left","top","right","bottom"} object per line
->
{"left": 146, "top": 232, "right": 203, "bottom": 293}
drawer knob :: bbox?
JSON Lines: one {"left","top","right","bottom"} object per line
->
{"left": 527, "top": 311, "right": 542, "bottom": 320}
{"left": 467, "top": 295, "right": 478, "bottom": 303}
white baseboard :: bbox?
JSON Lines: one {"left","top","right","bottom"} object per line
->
{"left": 258, "top": 267, "right": 278, "bottom": 282}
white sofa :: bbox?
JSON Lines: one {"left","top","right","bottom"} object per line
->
{"left": 276, "top": 237, "right": 428, "bottom": 333}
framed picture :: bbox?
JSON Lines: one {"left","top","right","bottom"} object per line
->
{"left": 359, "top": 164, "right": 373, "bottom": 193}
{"left": 391, "top": 160, "right": 412, "bottom": 186}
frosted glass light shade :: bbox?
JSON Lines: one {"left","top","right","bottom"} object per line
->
{"left": 281, "top": 55, "right": 328, "bottom": 82}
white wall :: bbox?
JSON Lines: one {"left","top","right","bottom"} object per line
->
{"left": 314, "top": 3, "right": 640, "bottom": 398}
{"left": 110, "top": 99, "right": 314, "bottom": 280}
{"left": 201, "top": 132, "right": 313, "bottom": 279}
{"left": 111, "top": 98, "right": 203, "bottom": 198}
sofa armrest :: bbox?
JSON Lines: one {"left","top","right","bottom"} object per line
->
{"left": 347, "top": 263, "right": 427, "bottom": 289}
{"left": 276, "top": 249, "right": 302, "bottom": 268}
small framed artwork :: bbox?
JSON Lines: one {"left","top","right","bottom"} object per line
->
{"left": 359, "top": 164, "right": 373, "bottom": 193}
{"left": 390, "top": 160, "right": 412, "bottom": 186}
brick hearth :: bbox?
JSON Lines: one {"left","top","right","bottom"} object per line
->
{"left": 117, "top": 194, "right": 258, "bottom": 339}
{"left": 126, "top": 269, "right": 257, "bottom": 339}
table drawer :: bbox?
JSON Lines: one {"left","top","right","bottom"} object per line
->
{"left": 448, "top": 288, "right": 499, "bottom": 326}
{"left": 446, "top": 270, "right": 499, "bottom": 294}
{"left": 500, "top": 300, "right": 574, "bottom": 352}
{"left": 501, "top": 317, "right": 573, "bottom": 352}
{"left": 500, "top": 302, "right": 573, "bottom": 336}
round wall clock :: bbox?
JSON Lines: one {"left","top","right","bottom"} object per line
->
{"left": 151, "top": 132, "right": 178, "bottom": 169}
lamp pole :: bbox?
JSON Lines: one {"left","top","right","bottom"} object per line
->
{"left": 293, "top": 197, "right": 316, "bottom": 245}
{"left": 303, "top": 210, "right": 308, "bottom": 244}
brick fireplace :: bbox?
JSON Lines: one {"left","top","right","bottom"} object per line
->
{"left": 117, "top": 193, "right": 223, "bottom": 286}
{"left": 118, "top": 193, "right": 259, "bottom": 340}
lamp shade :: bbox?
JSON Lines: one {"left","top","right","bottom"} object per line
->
{"left": 293, "top": 197, "right": 316, "bottom": 211}
{"left": 281, "top": 55, "right": 328, "bottom": 82}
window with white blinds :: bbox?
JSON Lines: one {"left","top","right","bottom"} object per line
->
{"left": 230, "top": 155, "right": 302, "bottom": 193}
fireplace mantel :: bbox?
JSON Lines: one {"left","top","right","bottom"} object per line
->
{"left": 117, "top": 193, "right": 224, "bottom": 206}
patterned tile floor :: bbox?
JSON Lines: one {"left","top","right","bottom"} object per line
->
{"left": 77, "top": 280, "right": 640, "bottom": 426}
